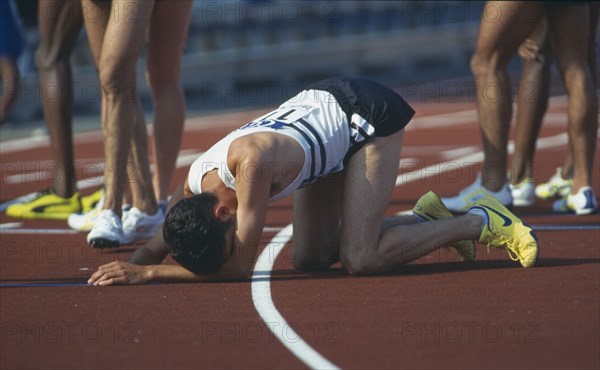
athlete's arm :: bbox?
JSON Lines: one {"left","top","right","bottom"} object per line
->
{"left": 88, "top": 260, "right": 251, "bottom": 286}
{"left": 88, "top": 148, "right": 272, "bottom": 285}
{"left": 219, "top": 148, "right": 273, "bottom": 279}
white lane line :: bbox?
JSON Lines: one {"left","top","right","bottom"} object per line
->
{"left": 0, "top": 228, "right": 80, "bottom": 234}
{"left": 407, "top": 109, "right": 477, "bottom": 130}
{"left": 0, "top": 222, "right": 22, "bottom": 229}
{"left": 0, "top": 106, "right": 478, "bottom": 155}
{"left": 0, "top": 94, "right": 570, "bottom": 155}
{"left": 76, "top": 154, "right": 203, "bottom": 190}
{"left": 263, "top": 226, "right": 284, "bottom": 233}
{"left": 0, "top": 225, "right": 286, "bottom": 235}
{"left": 251, "top": 224, "right": 340, "bottom": 370}
{"left": 533, "top": 225, "right": 600, "bottom": 231}
{"left": 395, "top": 131, "right": 595, "bottom": 186}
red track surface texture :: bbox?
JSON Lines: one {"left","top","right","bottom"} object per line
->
{"left": 1, "top": 98, "right": 599, "bottom": 370}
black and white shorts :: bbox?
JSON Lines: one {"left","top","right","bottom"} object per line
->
{"left": 306, "top": 76, "right": 415, "bottom": 159}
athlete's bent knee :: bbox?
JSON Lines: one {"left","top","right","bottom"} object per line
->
{"left": 292, "top": 251, "right": 331, "bottom": 271}
{"left": 292, "top": 258, "right": 330, "bottom": 271}
{"left": 341, "top": 254, "right": 375, "bottom": 276}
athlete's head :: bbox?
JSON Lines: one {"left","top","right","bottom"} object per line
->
{"left": 163, "top": 192, "right": 234, "bottom": 274}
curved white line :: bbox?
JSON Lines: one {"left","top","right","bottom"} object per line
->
{"left": 250, "top": 129, "right": 576, "bottom": 369}
{"left": 251, "top": 224, "right": 340, "bottom": 370}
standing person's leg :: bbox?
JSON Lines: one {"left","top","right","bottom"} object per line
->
{"left": 535, "top": 4, "right": 597, "bottom": 201}
{"left": 0, "top": 57, "right": 19, "bottom": 121}
{"left": 589, "top": 3, "right": 599, "bottom": 88}
{"left": 442, "top": 1, "right": 543, "bottom": 212}
{"left": 36, "top": 0, "right": 82, "bottom": 199}
{"left": 547, "top": 4, "right": 598, "bottom": 215}
{"left": 145, "top": 0, "right": 192, "bottom": 203}
{"left": 0, "top": 0, "right": 23, "bottom": 122}
{"left": 83, "top": 0, "right": 157, "bottom": 246}
{"left": 5, "top": 0, "right": 94, "bottom": 220}
{"left": 508, "top": 16, "right": 551, "bottom": 206}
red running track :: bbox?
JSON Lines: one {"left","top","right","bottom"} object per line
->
{"left": 0, "top": 97, "right": 598, "bottom": 369}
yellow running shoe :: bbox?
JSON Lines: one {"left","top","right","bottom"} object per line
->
{"left": 535, "top": 167, "right": 573, "bottom": 199}
{"left": 5, "top": 189, "right": 81, "bottom": 220}
{"left": 81, "top": 188, "right": 104, "bottom": 213}
{"left": 470, "top": 196, "right": 538, "bottom": 268}
{"left": 68, "top": 190, "right": 107, "bottom": 231}
{"left": 413, "top": 191, "right": 476, "bottom": 262}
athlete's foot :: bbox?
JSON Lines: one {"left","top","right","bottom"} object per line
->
{"left": 87, "top": 210, "right": 124, "bottom": 248}
{"left": 509, "top": 178, "right": 534, "bottom": 207}
{"left": 68, "top": 193, "right": 105, "bottom": 232}
{"left": 468, "top": 196, "right": 538, "bottom": 268}
{"left": 552, "top": 186, "right": 597, "bottom": 215}
{"left": 413, "top": 191, "right": 476, "bottom": 262}
{"left": 122, "top": 207, "right": 166, "bottom": 244}
{"left": 5, "top": 189, "right": 82, "bottom": 220}
{"left": 535, "top": 167, "right": 573, "bottom": 199}
{"left": 441, "top": 173, "right": 513, "bottom": 213}
{"left": 81, "top": 189, "right": 104, "bottom": 213}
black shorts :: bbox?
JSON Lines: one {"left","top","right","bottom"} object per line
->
{"left": 307, "top": 76, "right": 415, "bottom": 137}
{"left": 307, "top": 76, "right": 414, "bottom": 161}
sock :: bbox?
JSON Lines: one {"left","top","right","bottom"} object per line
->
{"left": 467, "top": 207, "right": 488, "bottom": 236}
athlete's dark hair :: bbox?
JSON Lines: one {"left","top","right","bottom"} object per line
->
{"left": 163, "top": 193, "right": 230, "bottom": 274}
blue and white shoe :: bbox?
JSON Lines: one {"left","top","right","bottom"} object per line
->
{"left": 122, "top": 207, "right": 165, "bottom": 243}
{"left": 552, "top": 186, "right": 597, "bottom": 215}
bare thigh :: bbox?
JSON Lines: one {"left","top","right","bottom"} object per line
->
{"left": 292, "top": 172, "right": 344, "bottom": 270}
{"left": 474, "top": 1, "right": 543, "bottom": 66}
{"left": 146, "top": 0, "right": 192, "bottom": 85}
{"left": 339, "top": 130, "right": 404, "bottom": 272}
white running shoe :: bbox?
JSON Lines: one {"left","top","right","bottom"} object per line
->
{"left": 122, "top": 207, "right": 165, "bottom": 244}
{"left": 68, "top": 197, "right": 134, "bottom": 232}
{"left": 552, "top": 186, "right": 598, "bottom": 215}
{"left": 68, "top": 195, "right": 105, "bottom": 231}
{"left": 509, "top": 178, "right": 535, "bottom": 207}
{"left": 87, "top": 209, "right": 124, "bottom": 248}
{"left": 441, "top": 173, "right": 513, "bottom": 212}
{"left": 535, "top": 167, "right": 573, "bottom": 199}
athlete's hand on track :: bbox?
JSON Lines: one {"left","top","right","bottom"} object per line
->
{"left": 88, "top": 261, "right": 150, "bottom": 286}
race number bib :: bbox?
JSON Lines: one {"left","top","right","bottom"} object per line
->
{"left": 239, "top": 105, "right": 316, "bottom": 130}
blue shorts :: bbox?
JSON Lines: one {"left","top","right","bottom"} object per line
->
{"left": 0, "top": 0, "right": 25, "bottom": 59}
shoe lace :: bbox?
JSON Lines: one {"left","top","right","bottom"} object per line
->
{"left": 484, "top": 234, "right": 521, "bottom": 262}
{"left": 123, "top": 209, "right": 143, "bottom": 228}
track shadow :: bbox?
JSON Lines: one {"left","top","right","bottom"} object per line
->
{"left": 0, "top": 277, "right": 89, "bottom": 288}
{"left": 254, "top": 257, "right": 600, "bottom": 283}
{"left": 2, "top": 258, "right": 596, "bottom": 287}
{"left": 100, "top": 248, "right": 137, "bottom": 254}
